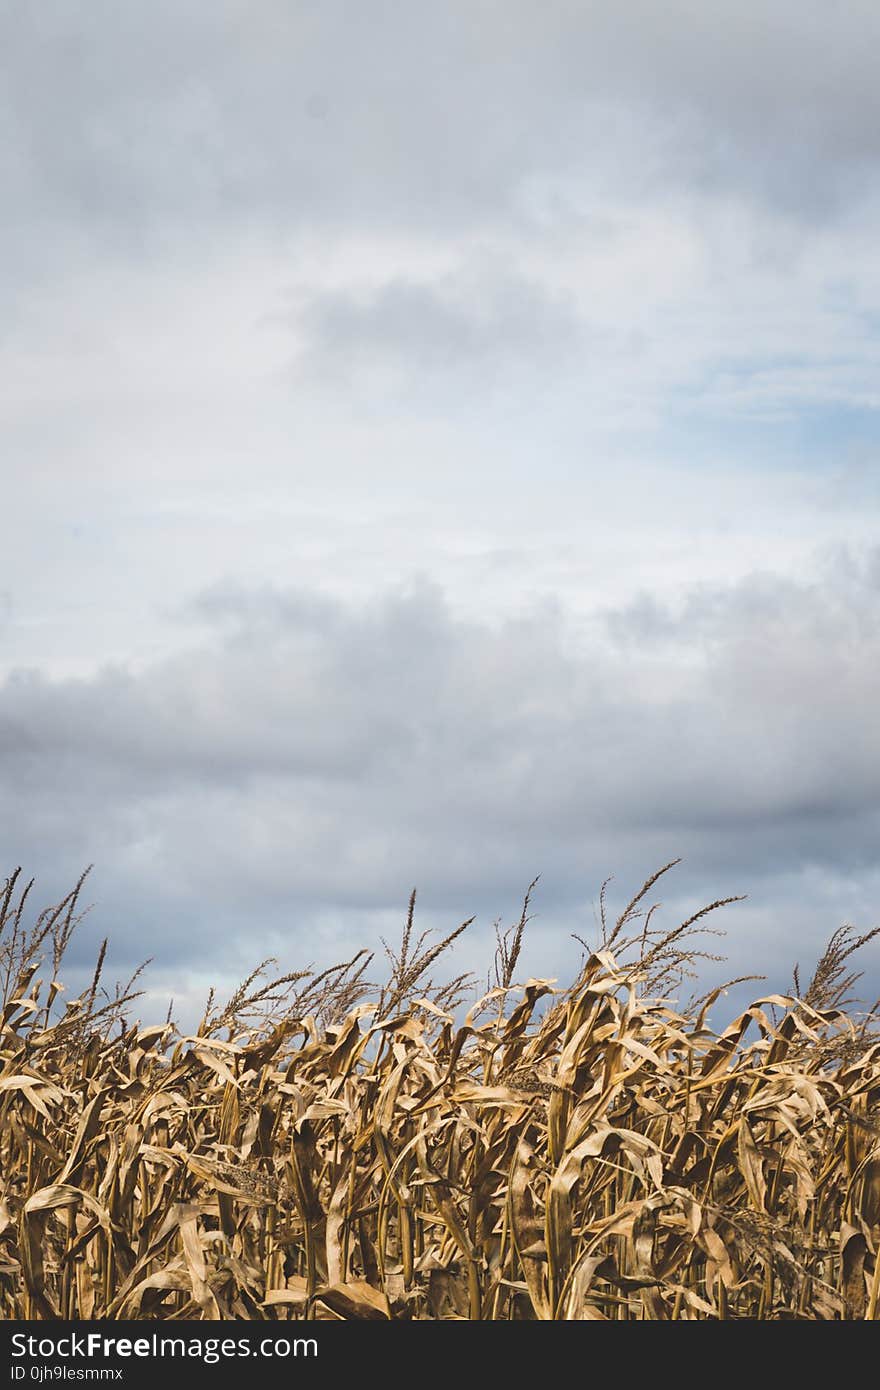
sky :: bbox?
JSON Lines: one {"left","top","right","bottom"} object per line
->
{"left": 2, "top": 1, "right": 879, "bottom": 1025}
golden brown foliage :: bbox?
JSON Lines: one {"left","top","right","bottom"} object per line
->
{"left": 1, "top": 865, "right": 879, "bottom": 1320}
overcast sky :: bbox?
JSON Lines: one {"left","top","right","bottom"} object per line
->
{"left": 2, "top": 2, "right": 879, "bottom": 1024}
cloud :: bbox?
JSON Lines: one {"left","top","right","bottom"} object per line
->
{"left": 3, "top": 3, "right": 879, "bottom": 479}
{"left": 3, "top": 0, "right": 880, "bottom": 270}
{"left": 2, "top": 3, "right": 880, "bottom": 1027}
{"left": 291, "top": 264, "right": 584, "bottom": 396}
{"left": 3, "top": 555, "right": 879, "bottom": 1018}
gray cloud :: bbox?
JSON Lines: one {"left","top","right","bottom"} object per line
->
{"left": 2, "top": 0, "right": 879, "bottom": 272}
{"left": 3, "top": 3, "right": 880, "bottom": 1029}
{"left": 291, "top": 266, "right": 584, "bottom": 394}
{"left": 3, "top": 556, "right": 879, "bottom": 1017}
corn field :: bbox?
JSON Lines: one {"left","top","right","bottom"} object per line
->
{"left": 1, "top": 863, "right": 879, "bottom": 1320}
